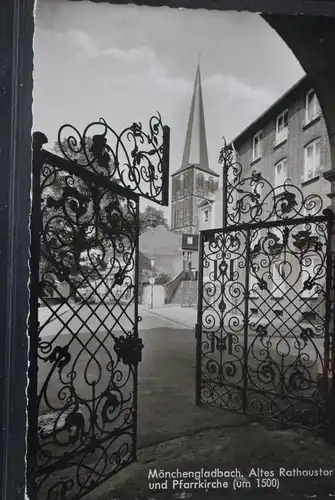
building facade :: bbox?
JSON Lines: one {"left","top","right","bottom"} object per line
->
{"left": 198, "top": 75, "right": 331, "bottom": 328}
{"left": 171, "top": 65, "right": 219, "bottom": 237}
{"left": 199, "top": 76, "right": 331, "bottom": 228}
{"left": 170, "top": 64, "right": 219, "bottom": 278}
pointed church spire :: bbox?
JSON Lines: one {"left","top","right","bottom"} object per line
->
{"left": 177, "top": 63, "right": 216, "bottom": 175}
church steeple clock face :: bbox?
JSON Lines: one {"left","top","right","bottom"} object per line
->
{"left": 171, "top": 64, "right": 219, "bottom": 234}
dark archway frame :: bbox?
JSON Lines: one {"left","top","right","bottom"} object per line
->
{"left": 2, "top": 2, "right": 335, "bottom": 500}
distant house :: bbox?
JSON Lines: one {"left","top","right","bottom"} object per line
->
{"left": 139, "top": 225, "right": 183, "bottom": 280}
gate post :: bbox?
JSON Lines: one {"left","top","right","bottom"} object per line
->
{"left": 195, "top": 232, "right": 205, "bottom": 406}
{"left": 324, "top": 169, "right": 335, "bottom": 427}
{"left": 0, "top": 0, "right": 34, "bottom": 499}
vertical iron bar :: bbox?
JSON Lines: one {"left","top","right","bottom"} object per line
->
{"left": 133, "top": 198, "right": 140, "bottom": 461}
{"left": 195, "top": 231, "right": 205, "bottom": 406}
{"left": 222, "top": 149, "right": 229, "bottom": 229}
{"left": 27, "top": 145, "right": 43, "bottom": 500}
{"left": 324, "top": 216, "right": 333, "bottom": 398}
{"left": 242, "top": 229, "right": 251, "bottom": 414}
{"left": 221, "top": 147, "right": 229, "bottom": 358}
{"left": 162, "top": 125, "right": 170, "bottom": 207}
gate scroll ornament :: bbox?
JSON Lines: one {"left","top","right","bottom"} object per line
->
{"left": 196, "top": 139, "right": 335, "bottom": 432}
{"left": 28, "top": 115, "right": 169, "bottom": 500}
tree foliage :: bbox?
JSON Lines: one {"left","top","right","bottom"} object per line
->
{"left": 40, "top": 137, "right": 169, "bottom": 297}
{"left": 139, "top": 205, "right": 169, "bottom": 234}
{"left": 40, "top": 137, "right": 135, "bottom": 295}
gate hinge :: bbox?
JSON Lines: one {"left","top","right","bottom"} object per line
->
{"left": 113, "top": 335, "right": 144, "bottom": 366}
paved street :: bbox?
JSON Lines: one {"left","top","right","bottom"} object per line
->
{"left": 37, "top": 301, "right": 325, "bottom": 449}
{"left": 35, "top": 303, "right": 335, "bottom": 500}
{"left": 37, "top": 303, "right": 240, "bottom": 448}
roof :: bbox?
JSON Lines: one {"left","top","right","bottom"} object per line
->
{"left": 139, "top": 224, "right": 180, "bottom": 237}
{"left": 229, "top": 75, "right": 310, "bottom": 149}
{"left": 174, "top": 64, "right": 218, "bottom": 178}
{"left": 139, "top": 251, "right": 152, "bottom": 270}
{"left": 197, "top": 198, "right": 214, "bottom": 208}
{"left": 172, "top": 163, "right": 219, "bottom": 178}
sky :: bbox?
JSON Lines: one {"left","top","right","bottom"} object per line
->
{"left": 33, "top": 0, "right": 305, "bottom": 220}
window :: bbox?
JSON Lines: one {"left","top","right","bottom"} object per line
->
{"left": 184, "top": 172, "right": 190, "bottom": 195}
{"left": 305, "top": 89, "right": 320, "bottom": 124}
{"left": 187, "top": 236, "right": 193, "bottom": 245}
{"left": 184, "top": 205, "right": 189, "bottom": 225}
{"left": 183, "top": 251, "right": 193, "bottom": 272}
{"left": 304, "top": 139, "right": 321, "bottom": 181}
{"left": 176, "top": 204, "right": 183, "bottom": 228}
{"left": 276, "top": 110, "right": 288, "bottom": 144}
{"left": 252, "top": 131, "right": 263, "bottom": 161}
{"left": 197, "top": 173, "right": 205, "bottom": 195}
{"left": 175, "top": 206, "right": 179, "bottom": 228}
{"left": 208, "top": 177, "right": 215, "bottom": 194}
{"left": 275, "top": 159, "right": 287, "bottom": 191}
{"left": 175, "top": 177, "right": 181, "bottom": 198}
{"left": 204, "top": 209, "right": 209, "bottom": 222}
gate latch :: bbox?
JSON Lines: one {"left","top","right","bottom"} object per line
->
{"left": 113, "top": 335, "right": 144, "bottom": 366}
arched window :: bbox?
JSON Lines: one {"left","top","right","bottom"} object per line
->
{"left": 197, "top": 173, "right": 204, "bottom": 195}
{"left": 172, "top": 178, "right": 176, "bottom": 201}
{"left": 175, "top": 177, "right": 181, "bottom": 198}
{"left": 172, "top": 206, "right": 176, "bottom": 228}
{"left": 184, "top": 201, "right": 189, "bottom": 225}
{"left": 176, "top": 203, "right": 183, "bottom": 228}
{"left": 208, "top": 177, "right": 215, "bottom": 194}
{"left": 180, "top": 175, "right": 184, "bottom": 196}
{"left": 184, "top": 172, "right": 189, "bottom": 195}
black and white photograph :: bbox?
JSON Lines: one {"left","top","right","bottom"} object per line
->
{"left": 17, "top": 1, "right": 335, "bottom": 499}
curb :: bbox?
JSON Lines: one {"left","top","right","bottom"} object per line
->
{"left": 39, "top": 303, "right": 77, "bottom": 325}
{"left": 144, "top": 308, "right": 195, "bottom": 331}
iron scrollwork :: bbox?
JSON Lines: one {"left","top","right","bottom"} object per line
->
{"left": 54, "top": 113, "right": 169, "bottom": 206}
{"left": 197, "top": 137, "right": 335, "bottom": 431}
{"left": 29, "top": 115, "right": 169, "bottom": 500}
{"left": 218, "top": 138, "right": 325, "bottom": 226}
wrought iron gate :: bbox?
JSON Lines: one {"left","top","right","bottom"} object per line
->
{"left": 196, "top": 141, "right": 335, "bottom": 431}
{"left": 28, "top": 116, "right": 169, "bottom": 500}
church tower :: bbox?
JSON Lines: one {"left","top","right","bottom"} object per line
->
{"left": 171, "top": 64, "right": 219, "bottom": 235}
